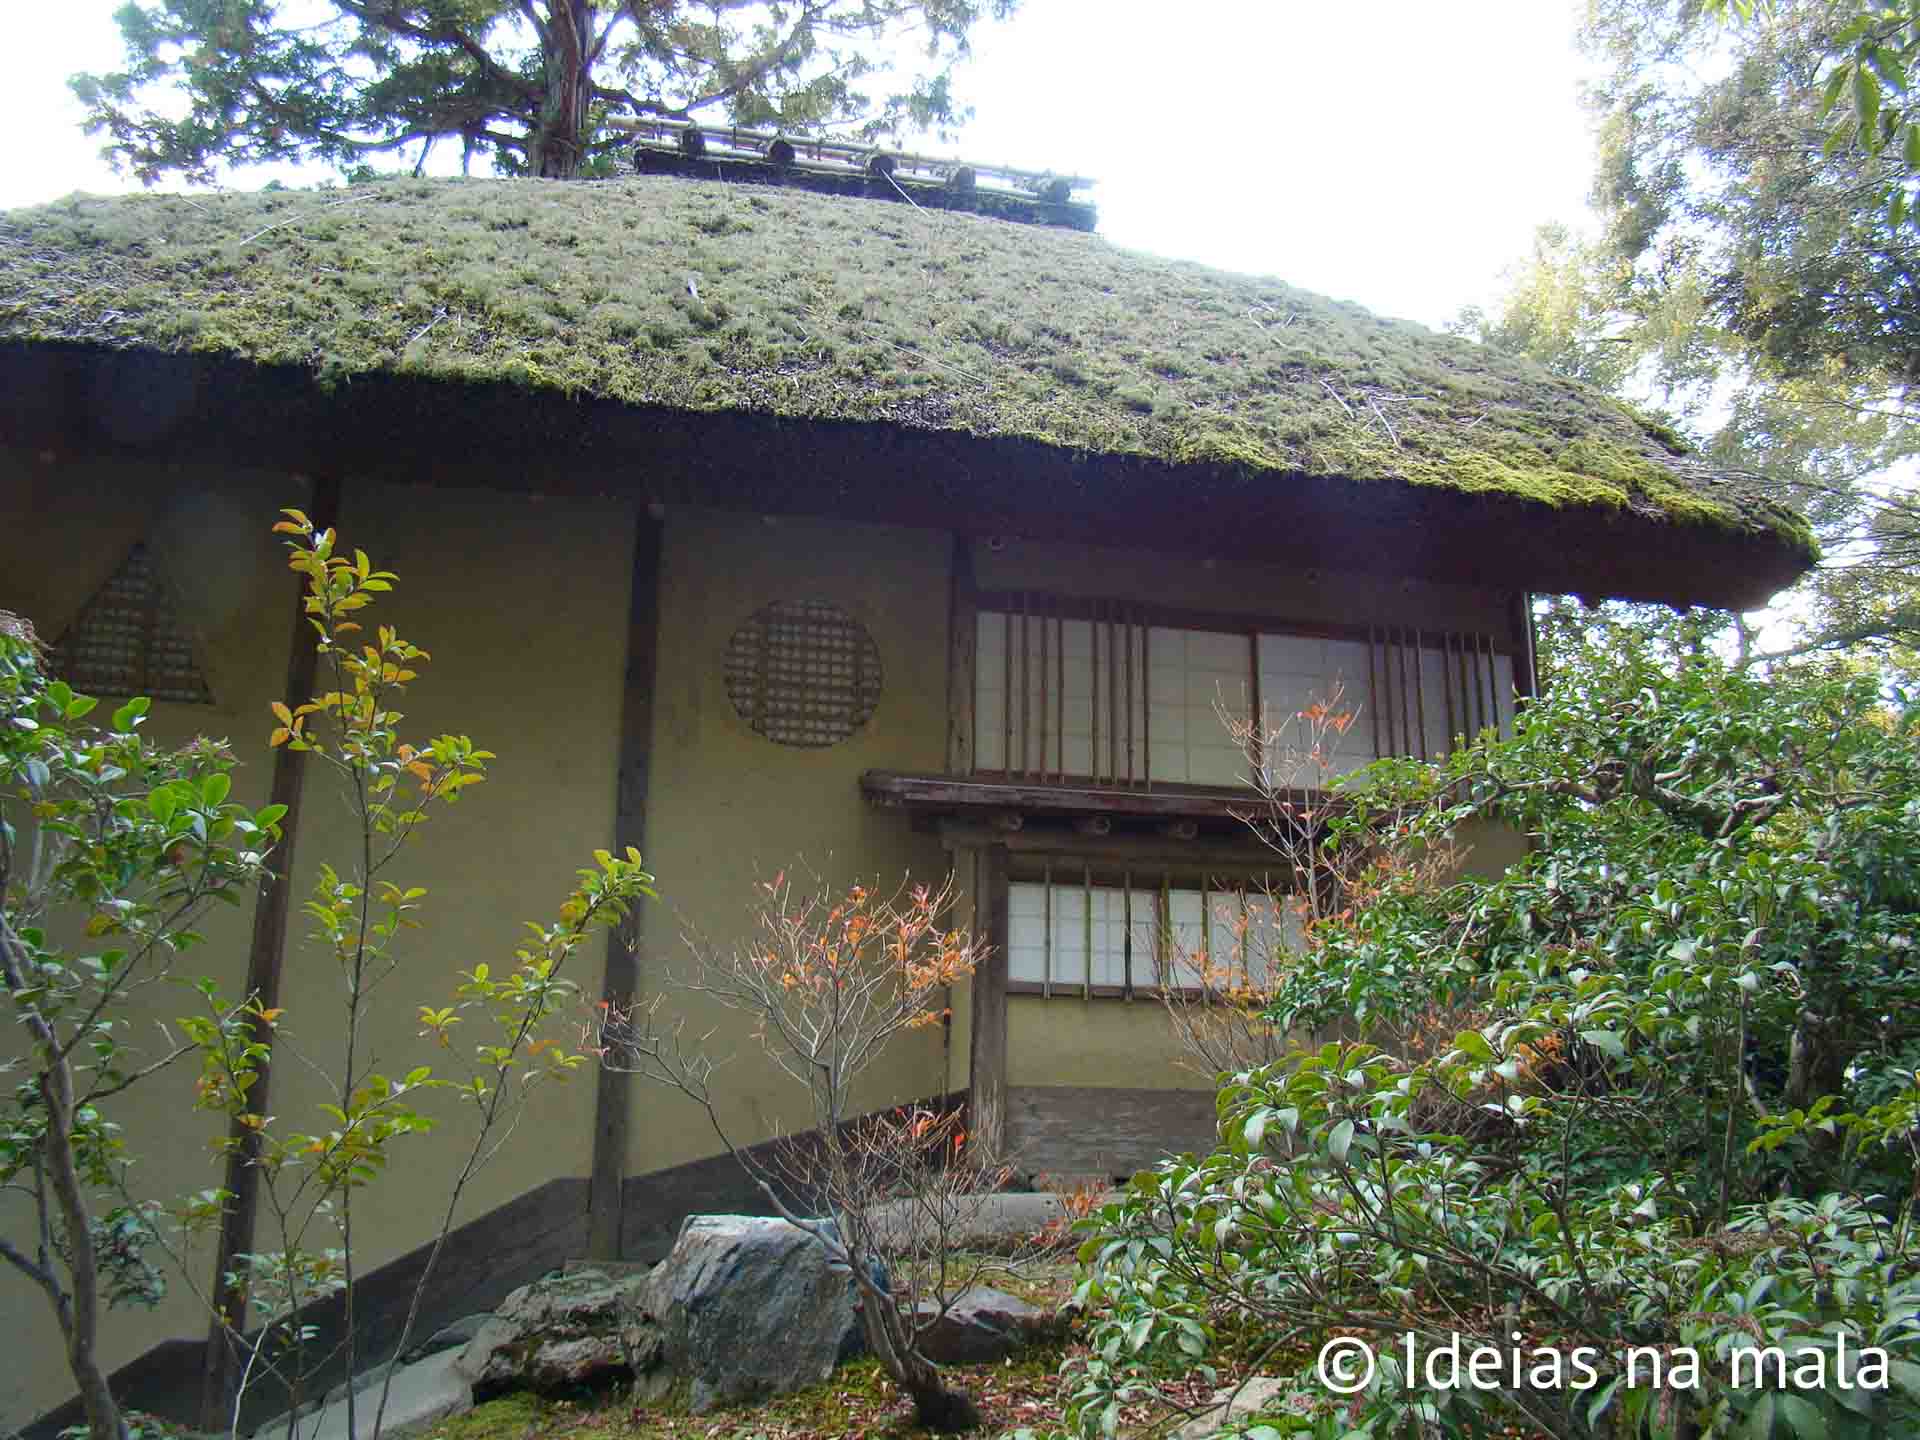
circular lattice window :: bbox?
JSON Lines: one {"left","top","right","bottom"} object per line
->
{"left": 724, "top": 599, "right": 883, "bottom": 748}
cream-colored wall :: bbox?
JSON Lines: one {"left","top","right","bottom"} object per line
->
{"left": 0, "top": 452, "right": 304, "bottom": 1431}
{"left": 623, "top": 508, "right": 953, "bottom": 1175}
{"left": 260, "top": 481, "right": 633, "bottom": 1279}
{"left": 1007, "top": 996, "right": 1199, "bottom": 1089}
{"left": 0, "top": 462, "right": 635, "bottom": 1430}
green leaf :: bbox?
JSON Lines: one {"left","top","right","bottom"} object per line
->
{"left": 1328, "top": 1119, "right": 1355, "bottom": 1163}
{"left": 1855, "top": 64, "right": 1883, "bottom": 147}
{"left": 1774, "top": 1393, "right": 1827, "bottom": 1439}
{"left": 1243, "top": 1108, "right": 1269, "bottom": 1149}
{"left": 1580, "top": 1028, "right": 1627, "bottom": 1059}
{"left": 201, "top": 772, "right": 232, "bottom": 807}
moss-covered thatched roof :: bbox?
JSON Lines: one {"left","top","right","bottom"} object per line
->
{"left": 0, "top": 174, "right": 1809, "bottom": 564}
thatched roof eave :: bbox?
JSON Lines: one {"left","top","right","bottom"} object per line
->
{"left": 0, "top": 343, "right": 1809, "bottom": 610}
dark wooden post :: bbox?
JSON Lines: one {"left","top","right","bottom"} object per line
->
{"left": 1510, "top": 591, "right": 1539, "bottom": 699}
{"left": 968, "top": 844, "right": 1010, "bottom": 1161}
{"left": 587, "top": 509, "right": 665, "bottom": 1260}
{"left": 198, "top": 475, "right": 341, "bottom": 1430}
{"left": 947, "top": 535, "right": 977, "bottom": 775}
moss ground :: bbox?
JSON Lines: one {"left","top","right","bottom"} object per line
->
{"left": 0, "top": 174, "right": 1804, "bottom": 549}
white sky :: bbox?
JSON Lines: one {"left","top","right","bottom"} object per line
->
{"left": 0, "top": 0, "right": 1597, "bottom": 332}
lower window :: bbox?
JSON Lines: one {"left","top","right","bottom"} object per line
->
{"left": 1006, "top": 873, "right": 1302, "bottom": 995}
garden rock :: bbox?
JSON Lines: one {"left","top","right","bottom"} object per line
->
{"left": 912, "top": 1285, "right": 1055, "bottom": 1364}
{"left": 1173, "top": 1376, "right": 1292, "bottom": 1439}
{"left": 456, "top": 1267, "right": 654, "bottom": 1394}
{"left": 400, "top": 1313, "right": 494, "bottom": 1364}
{"left": 636, "top": 1213, "right": 863, "bottom": 1413}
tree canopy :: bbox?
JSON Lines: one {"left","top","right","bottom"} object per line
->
{"left": 71, "top": 0, "right": 1014, "bottom": 183}
{"left": 1458, "top": 0, "right": 1920, "bottom": 668}
{"left": 1071, "top": 620, "right": 1920, "bottom": 1438}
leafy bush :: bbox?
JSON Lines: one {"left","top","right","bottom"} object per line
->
{"left": 1070, "top": 629, "right": 1920, "bottom": 1438}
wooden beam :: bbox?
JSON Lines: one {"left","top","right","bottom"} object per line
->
{"left": 587, "top": 510, "right": 664, "bottom": 1260}
{"left": 198, "top": 473, "right": 341, "bottom": 1429}
{"left": 968, "top": 845, "right": 1011, "bottom": 1162}
{"left": 861, "top": 768, "right": 1302, "bottom": 821}
{"left": 936, "top": 820, "right": 1283, "bottom": 872}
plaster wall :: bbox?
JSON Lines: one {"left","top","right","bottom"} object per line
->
{"left": 261, "top": 481, "right": 632, "bottom": 1276}
{"left": 0, "top": 462, "right": 634, "bottom": 1430}
{"left": 620, "top": 508, "right": 953, "bottom": 1177}
{"left": 0, "top": 452, "right": 303, "bottom": 1431}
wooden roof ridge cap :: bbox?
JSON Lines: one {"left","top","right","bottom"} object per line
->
{"left": 608, "top": 115, "right": 1096, "bottom": 195}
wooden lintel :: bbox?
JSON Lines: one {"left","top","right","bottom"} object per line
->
{"left": 861, "top": 768, "right": 1292, "bottom": 822}
{"left": 937, "top": 820, "right": 1282, "bottom": 872}
{"left": 199, "top": 473, "right": 341, "bottom": 1429}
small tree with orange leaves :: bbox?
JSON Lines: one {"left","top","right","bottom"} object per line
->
{"left": 595, "top": 871, "right": 998, "bottom": 1432}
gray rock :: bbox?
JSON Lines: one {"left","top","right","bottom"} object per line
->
{"left": 401, "top": 1313, "right": 493, "bottom": 1365}
{"left": 1173, "top": 1376, "right": 1293, "bottom": 1439}
{"left": 252, "top": 1351, "right": 471, "bottom": 1440}
{"left": 637, "top": 1214, "right": 863, "bottom": 1413}
{"left": 912, "top": 1285, "right": 1055, "bottom": 1365}
{"left": 456, "top": 1267, "right": 654, "bottom": 1394}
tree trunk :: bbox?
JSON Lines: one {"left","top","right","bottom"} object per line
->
{"left": 532, "top": 0, "right": 592, "bottom": 178}
{"left": 2, "top": 923, "right": 129, "bottom": 1440}
{"left": 48, "top": 1076, "right": 129, "bottom": 1440}
{"left": 853, "top": 1270, "right": 980, "bottom": 1433}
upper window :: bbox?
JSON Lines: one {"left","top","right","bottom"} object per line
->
{"left": 51, "top": 543, "right": 213, "bottom": 704}
{"left": 724, "top": 598, "right": 882, "bottom": 748}
{"left": 972, "top": 596, "right": 1513, "bottom": 788}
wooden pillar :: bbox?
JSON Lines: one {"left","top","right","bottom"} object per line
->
{"left": 946, "top": 534, "right": 977, "bottom": 775}
{"left": 1510, "top": 591, "right": 1539, "bottom": 699}
{"left": 968, "top": 844, "right": 1011, "bottom": 1161}
{"left": 587, "top": 509, "right": 665, "bottom": 1260}
{"left": 199, "top": 474, "right": 341, "bottom": 1429}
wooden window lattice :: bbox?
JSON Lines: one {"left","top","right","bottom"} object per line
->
{"left": 724, "top": 598, "right": 882, "bottom": 748}
{"left": 51, "top": 543, "right": 212, "bottom": 704}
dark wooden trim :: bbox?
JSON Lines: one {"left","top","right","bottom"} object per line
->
{"left": 42, "top": 1178, "right": 589, "bottom": 1440}
{"left": 1511, "top": 591, "right": 1539, "bottom": 700}
{"left": 1009, "top": 980, "right": 1218, "bottom": 1002}
{"left": 614, "top": 1090, "right": 971, "bottom": 1261}
{"left": 968, "top": 846, "right": 1011, "bottom": 1160}
{"left": 1003, "top": 1085, "right": 1219, "bottom": 1179}
{"left": 947, "top": 535, "right": 977, "bottom": 773}
{"left": 588, "top": 509, "right": 664, "bottom": 1260}
{"left": 974, "top": 590, "right": 1521, "bottom": 657}
{"left": 199, "top": 473, "right": 341, "bottom": 1429}
{"left": 947, "top": 824, "right": 1283, "bottom": 872}
{"left": 866, "top": 768, "right": 1307, "bottom": 821}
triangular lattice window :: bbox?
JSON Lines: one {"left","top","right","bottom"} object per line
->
{"left": 51, "top": 543, "right": 213, "bottom": 704}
